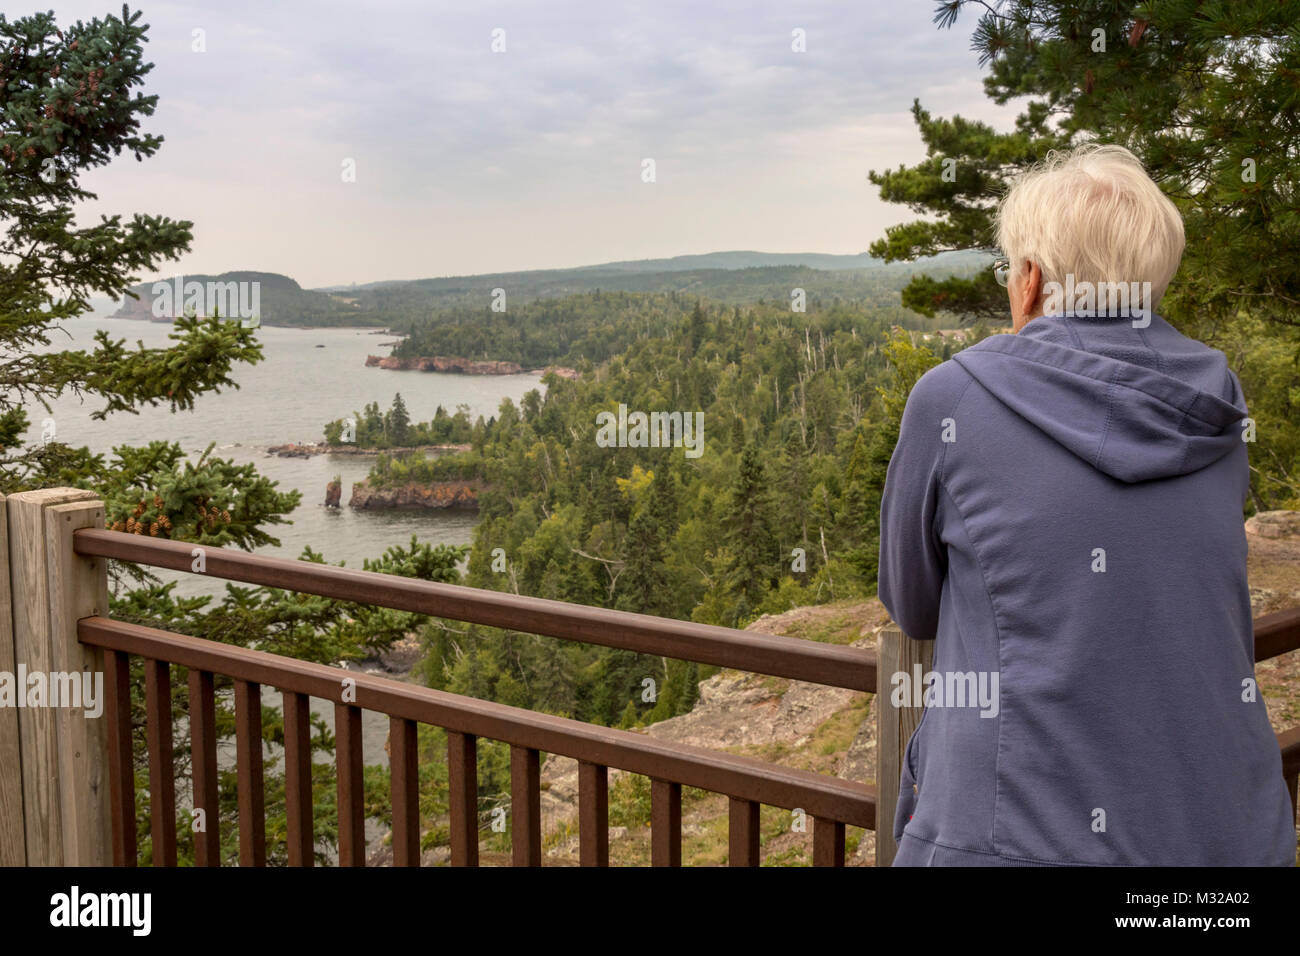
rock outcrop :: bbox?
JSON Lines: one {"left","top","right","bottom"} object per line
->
{"left": 268, "top": 441, "right": 471, "bottom": 458}
{"left": 541, "top": 366, "right": 579, "bottom": 380}
{"left": 534, "top": 600, "right": 892, "bottom": 865}
{"left": 1245, "top": 510, "right": 1300, "bottom": 539}
{"left": 348, "top": 478, "right": 480, "bottom": 511}
{"left": 365, "top": 355, "right": 523, "bottom": 375}
{"left": 268, "top": 443, "right": 320, "bottom": 458}
{"left": 324, "top": 479, "right": 342, "bottom": 508}
{"left": 1245, "top": 510, "right": 1300, "bottom": 617}
{"left": 537, "top": 660, "right": 873, "bottom": 835}
{"left": 363, "top": 355, "right": 580, "bottom": 379}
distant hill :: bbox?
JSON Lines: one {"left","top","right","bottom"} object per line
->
{"left": 315, "top": 249, "right": 989, "bottom": 291}
{"left": 313, "top": 250, "right": 990, "bottom": 330}
{"left": 113, "top": 251, "right": 990, "bottom": 329}
{"left": 567, "top": 249, "right": 986, "bottom": 274}
{"left": 112, "top": 271, "right": 370, "bottom": 327}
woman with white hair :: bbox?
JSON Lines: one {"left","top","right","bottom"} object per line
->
{"left": 878, "top": 143, "right": 1296, "bottom": 865}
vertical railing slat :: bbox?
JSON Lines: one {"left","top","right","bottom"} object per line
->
{"left": 283, "top": 690, "right": 314, "bottom": 866}
{"left": 812, "top": 816, "right": 845, "bottom": 866}
{"left": 335, "top": 703, "right": 365, "bottom": 866}
{"left": 577, "top": 761, "right": 609, "bottom": 867}
{"left": 188, "top": 669, "right": 220, "bottom": 866}
{"left": 447, "top": 731, "right": 478, "bottom": 866}
{"left": 234, "top": 680, "right": 266, "bottom": 866}
{"left": 650, "top": 779, "right": 681, "bottom": 867}
{"left": 390, "top": 717, "right": 419, "bottom": 866}
{"left": 104, "top": 649, "right": 135, "bottom": 866}
{"left": 728, "top": 797, "right": 760, "bottom": 866}
{"left": 143, "top": 659, "right": 176, "bottom": 866}
{"left": 510, "top": 745, "right": 542, "bottom": 866}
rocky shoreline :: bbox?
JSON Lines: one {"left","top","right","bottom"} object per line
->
{"left": 267, "top": 441, "right": 471, "bottom": 458}
{"left": 365, "top": 354, "right": 578, "bottom": 379}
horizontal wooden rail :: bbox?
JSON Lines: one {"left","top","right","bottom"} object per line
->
{"left": 77, "top": 616, "right": 877, "bottom": 831}
{"left": 74, "top": 528, "right": 876, "bottom": 693}
{"left": 1254, "top": 606, "right": 1300, "bottom": 662}
{"left": 1281, "top": 725, "right": 1300, "bottom": 780}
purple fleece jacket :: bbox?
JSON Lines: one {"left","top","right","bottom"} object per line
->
{"left": 878, "top": 309, "right": 1296, "bottom": 866}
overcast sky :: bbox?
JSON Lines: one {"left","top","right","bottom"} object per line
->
{"left": 43, "top": 0, "right": 1023, "bottom": 288}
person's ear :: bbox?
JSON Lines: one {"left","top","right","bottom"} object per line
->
{"left": 1017, "top": 260, "right": 1043, "bottom": 319}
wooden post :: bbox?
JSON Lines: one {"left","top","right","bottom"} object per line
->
{"left": 5, "top": 489, "right": 111, "bottom": 865}
{"left": 0, "top": 494, "right": 24, "bottom": 865}
{"left": 875, "top": 624, "right": 932, "bottom": 867}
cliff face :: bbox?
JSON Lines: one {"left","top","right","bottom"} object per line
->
{"left": 365, "top": 355, "right": 523, "bottom": 375}
{"left": 348, "top": 478, "right": 481, "bottom": 510}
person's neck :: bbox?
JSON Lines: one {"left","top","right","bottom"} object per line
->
{"left": 1014, "top": 310, "right": 1045, "bottom": 333}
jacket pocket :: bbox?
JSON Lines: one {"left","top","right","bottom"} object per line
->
{"left": 892, "top": 719, "right": 925, "bottom": 843}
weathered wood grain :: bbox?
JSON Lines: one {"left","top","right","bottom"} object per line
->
{"left": 875, "top": 624, "right": 932, "bottom": 867}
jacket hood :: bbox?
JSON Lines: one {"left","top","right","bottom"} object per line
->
{"left": 951, "top": 311, "right": 1247, "bottom": 483}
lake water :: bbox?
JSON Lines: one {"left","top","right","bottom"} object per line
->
{"left": 20, "top": 316, "right": 545, "bottom": 840}
{"left": 24, "top": 316, "right": 544, "bottom": 586}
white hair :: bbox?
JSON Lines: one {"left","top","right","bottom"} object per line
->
{"left": 995, "top": 143, "right": 1185, "bottom": 310}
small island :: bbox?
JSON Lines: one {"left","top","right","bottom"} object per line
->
{"left": 298, "top": 394, "right": 493, "bottom": 511}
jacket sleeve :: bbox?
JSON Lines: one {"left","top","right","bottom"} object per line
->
{"left": 877, "top": 368, "right": 951, "bottom": 642}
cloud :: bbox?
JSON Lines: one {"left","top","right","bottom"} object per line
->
{"left": 52, "top": 0, "right": 1020, "bottom": 286}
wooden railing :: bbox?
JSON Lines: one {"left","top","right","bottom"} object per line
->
{"left": 1, "top": 488, "right": 1297, "bottom": 866}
